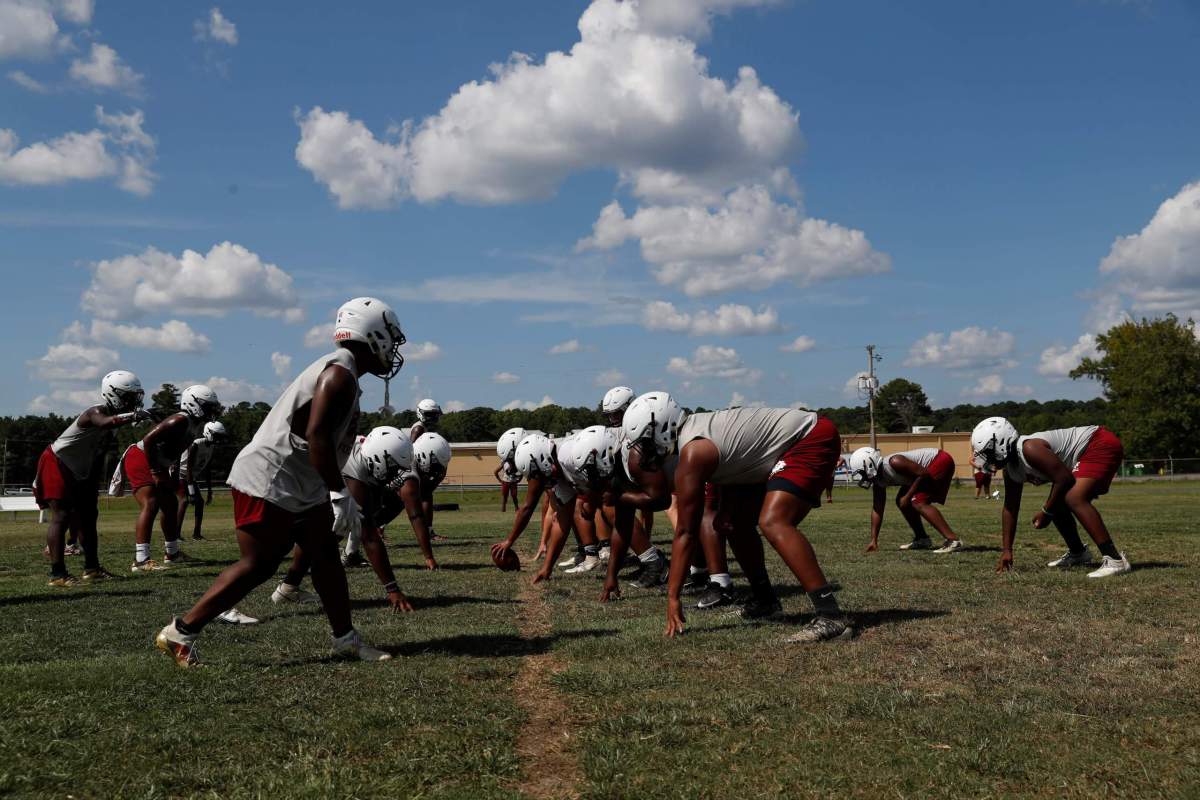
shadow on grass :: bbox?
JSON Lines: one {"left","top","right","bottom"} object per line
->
{"left": 350, "top": 594, "right": 518, "bottom": 611}
{"left": 0, "top": 588, "right": 154, "bottom": 607}
{"left": 1134, "top": 561, "right": 1187, "bottom": 571}
{"left": 959, "top": 545, "right": 1002, "bottom": 553}
{"left": 773, "top": 607, "right": 950, "bottom": 630}
{"left": 391, "top": 540, "right": 484, "bottom": 550}
{"left": 395, "top": 562, "right": 493, "bottom": 572}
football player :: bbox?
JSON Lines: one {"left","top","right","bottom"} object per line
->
{"left": 175, "top": 421, "right": 228, "bottom": 541}
{"left": 409, "top": 399, "right": 445, "bottom": 540}
{"left": 848, "top": 446, "right": 963, "bottom": 553}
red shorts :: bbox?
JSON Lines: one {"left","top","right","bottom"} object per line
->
{"left": 1073, "top": 427, "right": 1123, "bottom": 495}
{"left": 122, "top": 445, "right": 170, "bottom": 492}
{"left": 232, "top": 489, "right": 332, "bottom": 534}
{"left": 973, "top": 471, "right": 987, "bottom": 488}
{"left": 765, "top": 416, "right": 841, "bottom": 506}
{"left": 34, "top": 446, "right": 70, "bottom": 507}
{"left": 911, "top": 451, "right": 955, "bottom": 506}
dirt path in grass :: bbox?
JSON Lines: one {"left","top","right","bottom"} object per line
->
{"left": 513, "top": 576, "right": 582, "bottom": 800}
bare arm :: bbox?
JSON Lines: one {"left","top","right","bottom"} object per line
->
{"left": 533, "top": 492, "right": 576, "bottom": 582}
{"left": 889, "top": 455, "right": 929, "bottom": 507}
{"left": 664, "top": 440, "right": 718, "bottom": 637}
{"left": 306, "top": 364, "right": 358, "bottom": 492}
{"left": 142, "top": 415, "right": 190, "bottom": 477}
{"left": 618, "top": 447, "right": 672, "bottom": 511}
{"left": 79, "top": 405, "right": 146, "bottom": 431}
{"left": 346, "top": 476, "right": 412, "bottom": 611}
{"left": 998, "top": 471, "right": 1024, "bottom": 571}
{"left": 495, "top": 474, "right": 546, "bottom": 552}
{"left": 867, "top": 484, "right": 886, "bottom": 551}
{"left": 400, "top": 479, "right": 437, "bottom": 568}
{"left": 1022, "top": 439, "right": 1075, "bottom": 528}
{"left": 600, "top": 500, "right": 635, "bottom": 602}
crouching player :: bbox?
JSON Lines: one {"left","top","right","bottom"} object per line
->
{"left": 410, "top": 400, "right": 446, "bottom": 541}
{"left": 848, "top": 446, "right": 963, "bottom": 553}
{"left": 35, "top": 370, "right": 150, "bottom": 586}
{"left": 972, "top": 417, "right": 1130, "bottom": 578}
{"left": 176, "top": 421, "right": 227, "bottom": 541}
{"left": 155, "top": 297, "right": 405, "bottom": 666}
{"left": 620, "top": 393, "right": 852, "bottom": 643}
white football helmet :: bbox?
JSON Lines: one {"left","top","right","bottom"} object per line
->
{"left": 360, "top": 426, "right": 414, "bottom": 485}
{"left": 416, "top": 398, "right": 442, "bottom": 426}
{"left": 496, "top": 427, "right": 526, "bottom": 462}
{"left": 563, "top": 425, "right": 620, "bottom": 489}
{"left": 333, "top": 297, "right": 406, "bottom": 379}
{"left": 848, "top": 447, "right": 883, "bottom": 488}
{"left": 413, "top": 432, "right": 452, "bottom": 483}
{"left": 972, "top": 417, "right": 1019, "bottom": 468}
{"left": 181, "top": 384, "right": 221, "bottom": 421}
{"left": 100, "top": 370, "right": 144, "bottom": 413}
{"left": 202, "top": 421, "right": 228, "bottom": 442}
{"left": 515, "top": 433, "right": 556, "bottom": 479}
{"left": 601, "top": 386, "right": 635, "bottom": 424}
{"left": 621, "top": 392, "right": 686, "bottom": 462}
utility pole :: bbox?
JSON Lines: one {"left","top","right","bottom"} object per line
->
{"left": 864, "top": 345, "right": 882, "bottom": 449}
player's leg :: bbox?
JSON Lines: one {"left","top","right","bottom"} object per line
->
{"left": 175, "top": 485, "right": 190, "bottom": 543}
{"left": 45, "top": 501, "right": 73, "bottom": 584}
{"left": 895, "top": 490, "right": 932, "bottom": 548}
{"left": 180, "top": 525, "right": 293, "bottom": 629}
{"left": 1066, "top": 478, "right": 1130, "bottom": 577}
{"left": 292, "top": 505, "right": 356, "bottom": 639}
{"left": 77, "top": 489, "right": 111, "bottom": 580}
{"left": 192, "top": 488, "right": 205, "bottom": 539}
{"left": 131, "top": 484, "right": 164, "bottom": 571}
{"left": 722, "top": 486, "right": 779, "bottom": 618}
{"left": 273, "top": 544, "right": 320, "bottom": 604}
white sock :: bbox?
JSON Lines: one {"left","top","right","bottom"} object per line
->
{"left": 135, "top": 543, "right": 150, "bottom": 563}
{"left": 164, "top": 539, "right": 180, "bottom": 556}
{"left": 711, "top": 572, "right": 732, "bottom": 588}
{"left": 638, "top": 547, "right": 660, "bottom": 564}
{"left": 689, "top": 565, "right": 706, "bottom": 576}
{"left": 280, "top": 581, "right": 300, "bottom": 593}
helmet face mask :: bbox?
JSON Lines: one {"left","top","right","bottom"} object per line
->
{"left": 181, "top": 385, "right": 222, "bottom": 422}
{"left": 334, "top": 297, "right": 407, "bottom": 379}
{"left": 848, "top": 447, "right": 882, "bottom": 489}
{"left": 413, "top": 433, "right": 451, "bottom": 484}
{"left": 203, "top": 421, "right": 228, "bottom": 443}
{"left": 361, "top": 426, "right": 414, "bottom": 485}
{"left": 971, "top": 417, "right": 1018, "bottom": 469}
{"left": 621, "top": 392, "right": 683, "bottom": 470}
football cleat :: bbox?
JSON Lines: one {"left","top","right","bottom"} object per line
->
{"left": 597, "top": 545, "right": 611, "bottom": 563}
{"left": 631, "top": 556, "right": 668, "bottom": 589}
{"left": 271, "top": 583, "right": 321, "bottom": 606}
{"left": 155, "top": 619, "right": 200, "bottom": 667}
{"left": 64, "top": 543, "right": 83, "bottom": 556}
{"left": 131, "top": 559, "right": 167, "bottom": 573}
{"left": 784, "top": 616, "right": 854, "bottom": 644}
{"left": 933, "top": 538, "right": 963, "bottom": 554}
{"left": 695, "top": 582, "right": 740, "bottom": 610}
{"left": 899, "top": 538, "right": 934, "bottom": 551}
{"left": 558, "top": 548, "right": 584, "bottom": 568}
{"left": 81, "top": 567, "right": 115, "bottom": 581}
{"left": 331, "top": 629, "right": 392, "bottom": 662}
{"left": 341, "top": 551, "right": 368, "bottom": 569}
{"left": 191, "top": 533, "right": 205, "bottom": 541}
{"left": 47, "top": 574, "right": 79, "bottom": 587}
{"left": 163, "top": 550, "right": 195, "bottom": 565}
{"left": 564, "top": 555, "right": 600, "bottom": 574}
{"left": 1047, "top": 547, "right": 1095, "bottom": 568}
{"left": 216, "top": 607, "right": 260, "bottom": 625}
{"left": 681, "top": 570, "right": 710, "bottom": 595}
{"left": 734, "top": 594, "right": 784, "bottom": 622}
{"left": 1087, "top": 553, "right": 1132, "bottom": 579}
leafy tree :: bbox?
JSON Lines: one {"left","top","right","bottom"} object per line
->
{"left": 151, "top": 383, "right": 181, "bottom": 415}
{"left": 1071, "top": 315, "right": 1200, "bottom": 456}
{"left": 875, "top": 378, "right": 932, "bottom": 432}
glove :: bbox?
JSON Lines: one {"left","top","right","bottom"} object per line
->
{"left": 330, "top": 489, "right": 362, "bottom": 541}
{"left": 134, "top": 408, "right": 153, "bottom": 422}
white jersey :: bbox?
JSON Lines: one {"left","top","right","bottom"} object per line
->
{"left": 341, "top": 436, "right": 372, "bottom": 485}
{"left": 876, "top": 448, "right": 939, "bottom": 488}
{"left": 499, "top": 462, "right": 521, "bottom": 483}
{"left": 50, "top": 412, "right": 110, "bottom": 480}
{"left": 228, "top": 350, "right": 361, "bottom": 512}
{"left": 1006, "top": 426, "right": 1099, "bottom": 485}
{"left": 678, "top": 407, "right": 818, "bottom": 485}
{"left": 179, "top": 438, "right": 215, "bottom": 481}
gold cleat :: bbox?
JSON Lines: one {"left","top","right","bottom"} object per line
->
{"left": 131, "top": 559, "right": 168, "bottom": 573}
{"left": 48, "top": 575, "right": 80, "bottom": 587}
{"left": 81, "top": 567, "right": 116, "bottom": 581}
{"left": 155, "top": 621, "right": 200, "bottom": 667}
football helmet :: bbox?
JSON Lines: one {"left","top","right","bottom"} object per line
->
{"left": 100, "top": 370, "right": 144, "bottom": 413}
{"left": 360, "top": 426, "right": 414, "bottom": 485}
{"left": 413, "top": 432, "right": 452, "bottom": 483}
{"left": 848, "top": 447, "right": 883, "bottom": 488}
{"left": 972, "top": 417, "right": 1019, "bottom": 468}
{"left": 333, "top": 297, "right": 406, "bottom": 379}
{"left": 181, "top": 385, "right": 221, "bottom": 421}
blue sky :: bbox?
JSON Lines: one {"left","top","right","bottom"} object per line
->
{"left": 3, "top": 0, "right": 1198, "bottom": 417}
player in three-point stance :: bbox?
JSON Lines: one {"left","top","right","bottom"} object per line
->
{"left": 620, "top": 393, "right": 853, "bottom": 643}
{"left": 34, "top": 370, "right": 151, "bottom": 586}
{"left": 175, "top": 420, "right": 227, "bottom": 541}
{"left": 848, "top": 446, "right": 963, "bottom": 553}
{"left": 972, "top": 417, "right": 1131, "bottom": 578}
{"left": 155, "top": 297, "right": 405, "bottom": 666}
{"left": 118, "top": 384, "right": 222, "bottom": 572}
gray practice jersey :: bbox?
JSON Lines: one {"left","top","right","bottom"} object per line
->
{"left": 677, "top": 407, "right": 818, "bottom": 485}
{"left": 50, "top": 412, "right": 111, "bottom": 480}
{"left": 179, "top": 438, "right": 215, "bottom": 482}
{"left": 876, "top": 448, "right": 940, "bottom": 488}
{"left": 341, "top": 436, "right": 372, "bottom": 485}
{"left": 1005, "top": 426, "right": 1099, "bottom": 484}
{"left": 228, "top": 349, "right": 360, "bottom": 512}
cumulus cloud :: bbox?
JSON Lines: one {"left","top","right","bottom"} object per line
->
{"left": 962, "top": 374, "right": 1033, "bottom": 399}
{"left": 177, "top": 375, "right": 275, "bottom": 404}
{"left": 595, "top": 368, "right": 627, "bottom": 387}
{"left": 1097, "top": 181, "right": 1200, "bottom": 323}
{"left": 548, "top": 338, "right": 582, "bottom": 355}
{"left": 28, "top": 342, "right": 119, "bottom": 382}
{"left": 502, "top": 395, "right": 555, "bottom": 411}
{"left": 1038, "top": 334, "right": 1099, "bottom": 378}
{"left": 728, "top": 391, "right": 764, "bottom": 407}
{"left": 0, "top": 0, "right": 90, "bottom": 60}
{"left": 492, "top": 371, "right": 520, "bottom": 384}
{"left": 780, "top": 335, "right": 815, "bottom": 353}
{"left": 905, "top": 326, "right": 1016, "bottom": 370}
{"left": 303, "top": 323, "right": 331, "bottom": 348}
{"left": 28, "top": 387, "right": 101, "bottom": 413}
{"left": 69, "top": 43, "right": 143, "bottom": 94}
{"left": 843, "top": 371, "right": 870, "bottom": 399}
{"left": 66, "top": 318, "right": 212, "bottom": 353}
{"left": 7, "top": 69, "right": 48, "bottom": 92}
{"left": 643, "top": 300, "right": 781, "bottom": 336}
{"left": 194, "top": 7, "right": 237, "bottom": 45}
{"left": 403, "top": 341, "right": 443, "bottom": 362}
{"left": 271, "top": 352, "right": 292, "bottom": 379}
{"left": 666, "top": 344, "right": 761, "bottom": 383}
{"left": 443, "top": 400, "right": 467, "bottom": 413}
{"left": 0, "top": 105, "right": 156, "bottom": 194}
{"left": 82, "top": 241, "right": 303, "bottom": 322}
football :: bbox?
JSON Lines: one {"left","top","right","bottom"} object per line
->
{"left": 492, "top": 547, "right": 520, "bottom": 572}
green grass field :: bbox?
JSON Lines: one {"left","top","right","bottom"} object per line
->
{"left": 1, "top": 482, "right": 1197, "bottom": 799}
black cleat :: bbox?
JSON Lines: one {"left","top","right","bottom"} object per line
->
{"left": 341, "top": 552, "right": 368, "bottom": 569}
{"left": 695, "top": 582, "right": 740, "bottom": 610}
{"left": 734, "top": 594, "right": 783, "bottom": 622}
{"left": 681, "top": 570, "right": 709, "bottom": 595}
{"left": 631, "top": 556, "right": 668, "bottom": 589}
{"left": 785, "top": 616, "right": 854, "bottom": 643}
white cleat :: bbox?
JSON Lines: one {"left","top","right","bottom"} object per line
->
{"left": 1047, "top": 547, "right": 1095, "bottom": 568}
{"left": 216, "top": 607, "right": 260, "bottom": 625}
{"left": 565, "top": 555, "right": 601, "bottom": 574}
{"left": 1087, "top": 553, "right": 1132, "bottom": 579}
{"left": 332, "top": 629, "right": 392, "bottom": 662}
{"left": 899, "top": 538, "right": 933, "bottom": 551}
{"left": 933, "top": 538, "right": 963, "bottom": 554}
{"left": 597, "top": 546, "right": 611, "bottom": 563}
{"left": 271, "top": 583, "right": 322, "bottom": 606}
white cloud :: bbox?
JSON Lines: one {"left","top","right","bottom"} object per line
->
{"left": 492, "top": 371, "right": 520, "bottom": 384}
{"left": 303, "top": 323, "right": 331, "bottom": 348}
{"left": 180, "top": 375, "right": 274, "bottom": 405}
{"left": 789, "top": 400, "right": 812, "bottom": 410}
{"left": 1037, "top": 334, "right": 1099, "bottom": 378}
{"left": 417, "top": 269, "right": 613, "bottom": 305}
{"left": 0, "top": 105, "right": 156, "bottom": 195}
{"left": 905, "top": 326, "right": 1016, "bottom": 370}
{"left": 28, "top": 387, "right": 102, "bottom": 413}
{"left": 82, "top": 241, "right": 303, "bottom": 322}
{"left": 195, "top": 7, "right": 237, "bottom": 46}
{"left": 70, "top": 319, "right": 212, "bottom": 353}
{"left": 69, "top": 43, "right": 143, "bottom": 94}
{"left": 580, "top": 186, "right": 889, "bottom": 296}
{"left": 780, "top": 335, "right": 815, "bottom": 353}
{"left": 57, "top": 0, "right": 91, "bottom": 25}
{"left": 843, "top": 371, "right": 869, "bottom": 399}
{"left": 666, "top": 344, "right": 761, "bottom": 383}
{"left": 728, "top": 391, "right": 764, "bottom": 407}
{"left": 643, "top": 300, "right": 781, "bottom": 336}
{"left": 962, "top": 374, "right": 1033, "bottom": 400}
{"left": 1097, "top": 181, "right": 1200, "bottom": 322}
{"left": 403, "top": 341, "right": 442, "bottom": 362}
{"left": 634, "top": 0, "right": 782, "bottom": 39}
{"left": 271, "top": 352, "right": 292, "bottom": 379}
{"left": 0, "top": 0, "right": 75, "bottom": 60}
{"left": 7, "top": 69, "right": 48, "bottom": 92}
{"left": 443, "top": 400, "right": 467, "bottom": 413}
{"left": 595, "top": 368, "right": 627, "bottom": 387}
{"left": 502, "top": 395, "right": 555, "bottom": 411}
{"left": 548, "top": 338, "right": 582, "bottom": 355}
{"left": 294, "top": 107, "right": 410, "bottom": 210}
{"left": 28, "top": 342, "right": 119, "bottom": 382}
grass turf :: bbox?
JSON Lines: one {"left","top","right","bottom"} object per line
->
{"left": 0, "top": 482, "right": 1197, "bottom": 798}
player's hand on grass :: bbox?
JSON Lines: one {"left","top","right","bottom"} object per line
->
{"left": 1031, "top": 511, "right": 1051, "bottom": 530}
{"left": 664, "top": 597, "right": 686, "bottom": 637}
{"left": 599, "top": 578, "right": 620, "bottom": 603}
{"left": 865, "top": 540, "right": 878, "bottom": 553}
{"left": 386, "top": 589, "right": 414, "bottom": 613}
{"left": 532, "top": 569, "right": 552, "bottom": 584}
{"left": 996, "top": 551, "right": 1014, "bottom": 572}
{"left": 424, "top": 557, "right": 438, "bottom": 571}
{"left": 534, "top": 544, "right": 547, "bottom": 560}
